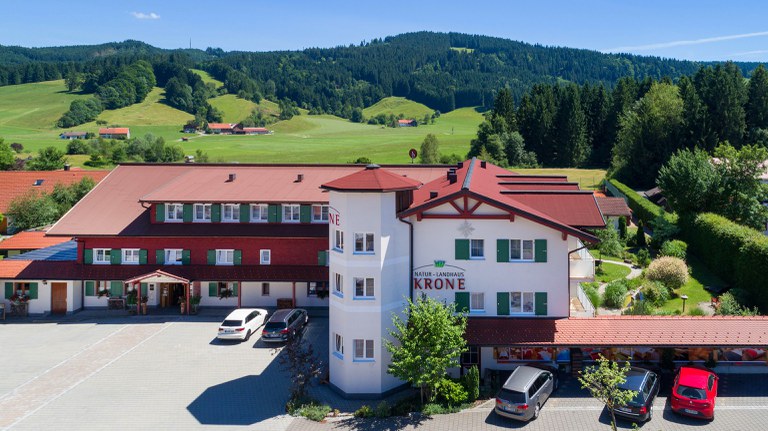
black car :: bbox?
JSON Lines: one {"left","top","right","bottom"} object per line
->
{"left": 261, "top": 308, "right": 308, "bottom": 342}
{"left": 614, "top": 367, "right": 660, "bottom": 422}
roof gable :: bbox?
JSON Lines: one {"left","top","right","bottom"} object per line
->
{"left": 321, "top": 164, "right": 423, "bottom": 192}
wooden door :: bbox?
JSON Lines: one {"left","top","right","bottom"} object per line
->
{"left": 51, "top": 283, "right": 67, "bottom": 314}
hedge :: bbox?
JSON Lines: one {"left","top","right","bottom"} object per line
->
{"left": 606, "top": 179, "right": 675, "bottom": 226}
{"left": 680, "top": 213, "right": 768, "bottom": 312}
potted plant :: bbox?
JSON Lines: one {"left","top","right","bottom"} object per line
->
{"left": 190, "top": 294, "right": 202, "bottom": 314}
{"left": 126, "top": 290, "right": 138, "bottom": 306}
{"left": 140, "top": 295, "right": 148, "bottom": 315}
{"left": 218, "top": 288, "right": 233, "bottom": 300}
{"left": 10, "top": 293, "right": 29, "bottom": 304}
{"left": 97, "top": 288, "right": 110, "bottom": 298}
{"left": 178, "top": 296, "right": 187, "bottom": 314}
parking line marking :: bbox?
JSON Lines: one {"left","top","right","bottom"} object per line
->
{"left": 6, "top": 321, "right": 176, "bottom": 430}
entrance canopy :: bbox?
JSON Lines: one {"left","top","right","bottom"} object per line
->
{"left": 467, "top": 316, "right": 768, "bottom": 348}
{"left": 124, "top": 270, "right": 189, "bottom": 285}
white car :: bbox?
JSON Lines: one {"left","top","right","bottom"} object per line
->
{"left": 217, "top": 308, "right": 268, "bottom": 341}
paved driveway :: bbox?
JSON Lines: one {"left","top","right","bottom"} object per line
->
{"left": 0, "top": 313, "right": 329, "bottom": 430}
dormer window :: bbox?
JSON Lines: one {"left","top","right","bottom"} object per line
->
{"left": 166, "top": 203, "right": 183, "bottom": 222}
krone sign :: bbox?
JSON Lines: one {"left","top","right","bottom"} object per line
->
{"left": 413, "top": 261, "right": 466, "bottom": 290}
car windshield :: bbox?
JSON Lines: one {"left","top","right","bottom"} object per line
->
{"left": 676, "top": 385, "right": 707, "bottom": 400}
{"left": 221, "top": 319, "right": 242, "bottom": 327}
{"left": 497, "top": 389, "right": 526, "bottom": 404}
{"left": 264, "top": 322, "right": 286, "bottom": 331}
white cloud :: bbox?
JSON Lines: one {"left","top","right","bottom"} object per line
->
{"left": 131, "top": 12, "right": 160, "bottom": 20}
{"left": 602, "top": 30, "right": 768, "bottom": 53}
{"left": 729, "top": 50, "right": 768, "bottom": 58}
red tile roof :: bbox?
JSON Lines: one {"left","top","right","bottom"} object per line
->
{"left": 466, "top": 316, "right": 768, "bottom": 347}
{"left": 48, "top": 164, "right": 446, "bottom": 236}
{"left": 596, "top": 197, "right": 632, "bottom": 217}
{"left": 207, "top": 123, "right": 234, "bottom": 129}
{"left": 321, "top": 165, "right": 423, "bottom": 192}
{"left": 0, "top": 169, "right": 110, "bottom": 213}
{"left": 98, "top": 128, "right": 129, "bottom": 135}
{"left": 0, "top": 231, "right": 71, "bottom": 250}
{"left": 242, "top": 127, "right": 268, "bottom": 132}
{"left": 0, "top": 260, "right": 328, "bottom": 282}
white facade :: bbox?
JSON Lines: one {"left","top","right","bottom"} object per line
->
{"left": 2, "top": 280, "right": 81, "bottom": 315}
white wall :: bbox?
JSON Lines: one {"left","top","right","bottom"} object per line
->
{"left": 71, "top": 280, "right": 82, "bottom": 312}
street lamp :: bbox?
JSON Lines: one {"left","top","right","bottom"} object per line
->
{"left": 681, "top": 294, "right": 689, "bottom": 314}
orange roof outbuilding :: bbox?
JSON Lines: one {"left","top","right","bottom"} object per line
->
{"left": 0, "top": 231, "right": 71, "bottom": 251}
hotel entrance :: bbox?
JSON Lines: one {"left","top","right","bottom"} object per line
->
{"left": 124, "top": 270, "right": 192, "bottom": 314}
{"left": 159, "top": 283, "right": 185, "bottom": 309}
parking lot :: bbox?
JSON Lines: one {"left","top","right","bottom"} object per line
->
{"left": 2, "top": 314, "right": 768, "bottom": 431}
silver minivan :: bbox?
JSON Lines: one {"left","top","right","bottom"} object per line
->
{"left": 495, "top": 365, "right": 556, "bottom": 421}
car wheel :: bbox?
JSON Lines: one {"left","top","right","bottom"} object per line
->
{"left": 647, "top": 405, "right": 653, "bottom": 421}
{"left": 245, "top": 330, "right": 252, "bottom": 341}
{"left": 533, "top": 403, "right": 540, "bottom": 420}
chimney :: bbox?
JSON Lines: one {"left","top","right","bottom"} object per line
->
{"left": 429, "top": 191, "right": 438, "bottom": 199}
{"left": 227, "top": 173, "right": 236, "bottom": 182}
{"left": 63, "top": 163, "right": 70, "bottom": 171}
{"left": 457, "top": 161, "right": 464, "bottom": 169}
{"left": 447, "top": 168, "right": 458, "bottom": 184}
{"left": 296, "top": 173, "right": 304, "bottom": 183}
{"left": 480, "top": 160, "right": 487, "bottom": 169}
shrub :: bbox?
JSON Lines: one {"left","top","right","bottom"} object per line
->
{"left": 635, "top": 248, "right": 651, "bottom": 267}
{"left": 462, "top": 365, "right": 480, "bottom": 402}
{"left": 603, "top": 280, "right": 629, "bottom": 308}
{"left": 391, "top": 395, "right": 417, "bottom": 416}
{"left": 618, "top": 216, "right": 627, "bottom": 239}
{"left": 354, "top": 405, "right": 374, "bottom": 418}
{"left": 635, "top": 220, "right": 647, "bottom": 248}
{"left": 623, "top": 299, "right": 655, "bottom": 315}
{"left": 66, "top": 139, "right": 91, "bottom": 155}
{"left": 646, "top": 256, "right": 688, "bottom": 290}
{"left": 296, "top": 404, "right": 331, "bottom": 422}
{"left": 436, "top": 378, "right": 468, "bottom": 406}
{"left": 650, "top": 214, "right": 680, "bottom": 248}
{"left": 641, "top": 280, "right": 670, "bottom": 307}
{"left": 607, "top": 179, "right": 675, "bottom": 226}
{"left": 374, "top": 400, "right": 391, "bottom": 418}
{"left": 716, "top": 292, "right": 759, "bottom": 316}
{"left": 581, "top": 282, "right": 601, "bottom": 307}
{"left": 687, "top": 307, "right": 707, "bottom": 316}
{"left": 660, "top": 240, "right": 688, "bottom": 260}
{"left": 421, "top": 403, "right": 446, "bottom": 416}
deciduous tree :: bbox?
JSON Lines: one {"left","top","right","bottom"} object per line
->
{"left": 419, "top": 133, "right": 440, "bottom": 164}
{"left": 578, "top": 356, "right": 638, "bottom": 431}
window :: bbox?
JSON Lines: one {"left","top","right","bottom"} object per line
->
{"left": 260, "top": 249, "right": 271, "bottom": 265}
{"left": 166, "top": 203, "right": 183, "bottom": 222}
{"left": 122, "top": 249, "right": 139, "bottom": 265}
{"left": 334, "top": 273, "right": 343, "bottom": 297}
{"left": 470, "top": 292, "right": 484, "bottom": 312}
{"left": 94, "top": 248, "right": 111, "bottom": 264}
{"left": 217, "top": 281, "right": 237, "bottom": 296}
{"left": 216, "top": 249, "right": 234, "bottom": 265}
{"left": 354, "top": 277, "right": 374, "bottom": 298}
{"left": 222, "top": 204, "right": 239, "bottom": 222}
{"left": 194, "top": 204, "right": 211, "bottom": 222}
{"left": 470, "top": 239, "right": 484, "bottom": 259}
{"left": 312, "top": 204, "right": 329, "bottom": 222}
{"left": 354, "top": 233, "right": 374, "bottom": 253}
{"left": 334, "top": 333, "right": 344, "bottom": 359}
{"left": 461, "top": 346, "right": 480, "bottom": 366}
{"left": 165, "top": 249, "right": 183, "bottom": 265}
{"left": 334, "top": 230, "right": 344, "bottom": 252}
{"left": 353, "top": 339, "right": 374, "bottom": 361}
{"left": 261, "top": 283, "right": 270, "bottom": 296}
{"left": 250, "top": 204, "right": 268, "bottom": 223}
{"left": 510, "top": 239, "right": 534, "bottom": 261}
{"left": 283, "top": 204, "right": 300, "bottom": 223}
{"left": 510, "top": 292, "right": 535, "bottom": 314}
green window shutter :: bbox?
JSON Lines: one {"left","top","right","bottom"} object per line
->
{"left": 212, "top": 204, "right": 221, "bottom": 222}
{"left": 4, "top": 282, "right": 14, "bottom": 299}
{"left": 240, "top": 204, "right": 250, "bottom": 223}
{"left": 110, "top": 281, "right": 123, "bottom": 297}
{"left": 207, "top": 250, "right": 216, "bottom": 265}
{"left": 233, "top": 250, "right": 242, "bottom": 265}
{"left": 318, "top": 250, "right": 328, "bottom": 266}
{"left": 183, "top": 204, "right": 193, "bottom": 222}
{"left": 28, "top": 282, "right": 39, "bottom": 300}
{"left": 300, "top": 204, "right": 311, "bottom": 223}
{"left": 156, "top": 250, "right": 165, "bottom": 265}
{"left": 535, "top": 239, "right": 548, "bottom": 263}
{"left": 111, "top": 249, "right": 121, "bottom": 264}
{"left": 139, "top": 249, "right": 147, "bottom": 265}
{"left": 496, "top": 239, "right": 510, "bottom": 262}
{"left": 455, "top": 292, "right": 469, "bottom": 313}
{"left": 140, "top": 283, "right": 148, "bottom": 296}
{"left": 535, "top": 292, "right": 548, "bottom": 315}
{"left": 497, "top": 292, "right": 510, "bottom": 315}
{"left": 156, "top": 203, "right": 165, "bottom": 222}
{"left": 268, "top": 204, "right": 281, "bottom": 223}
{"left": 182, "top": 250, "right": 191, "bottom": 265}
{"left": 232, "top": 282, "right": 239, "bottom": 297}
{"left": 84, "top": 248, "right": 93, "bottom": 264}
{"left": 208, "top": 282, "right": 218, "bottom": 297}
{"left": 455, "top": 239, "right": 470, "bottom": 260}
{"left": 85, "top": 281, "right": 95, "bottom": 296}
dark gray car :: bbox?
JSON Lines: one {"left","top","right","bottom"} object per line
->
{"left": 614, "top": 367, "right": 660, "bottom": 422}
{"left": 495, "top": 365, "right": 556, "bottom": 421}
{"left": 260, "top": 308, "right": 308, "bottom": 342}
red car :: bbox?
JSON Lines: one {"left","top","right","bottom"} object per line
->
{"left": 670, "top": 366, "right": 718, "bottom": 420}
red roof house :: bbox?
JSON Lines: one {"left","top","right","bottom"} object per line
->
{"left": 98, "top": 128, "right": 130, "bottom": 139}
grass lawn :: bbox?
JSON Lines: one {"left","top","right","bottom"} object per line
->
{"left": 190, "top": 69, "right": 224, "bottom": 87}
{"left": 595, "top": 262, "right": 631, "bottom": 283}
{"left": 660, "top": 255, "right": 726, "bottom": 313}
{"left": 363, "top": 97, "right": 435, "bottom": 119}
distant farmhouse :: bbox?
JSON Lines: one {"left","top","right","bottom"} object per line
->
{"left": 233, "top": 125, "right": 271, "bottom": 135}
{"left": 59, "top": 132, "right": 87, "bottom": 140}
{"left": 207, "top": 123, "right": 235, "bottom": 134}
{"left": 98, "top": 128, "right": 130, "bottom": 139}
{"left": 398, "top": 119, "right": 418, "bottom": 127}
{"left": 204, "top": 123, "right": 272, "bottom": 135}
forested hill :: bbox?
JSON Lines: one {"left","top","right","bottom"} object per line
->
{"left": 0, "top": 32, "right": 763, "bottom": 114}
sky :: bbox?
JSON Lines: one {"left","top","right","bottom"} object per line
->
{"left": 2, "top": 0, "right": 768, "bottom": 62}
